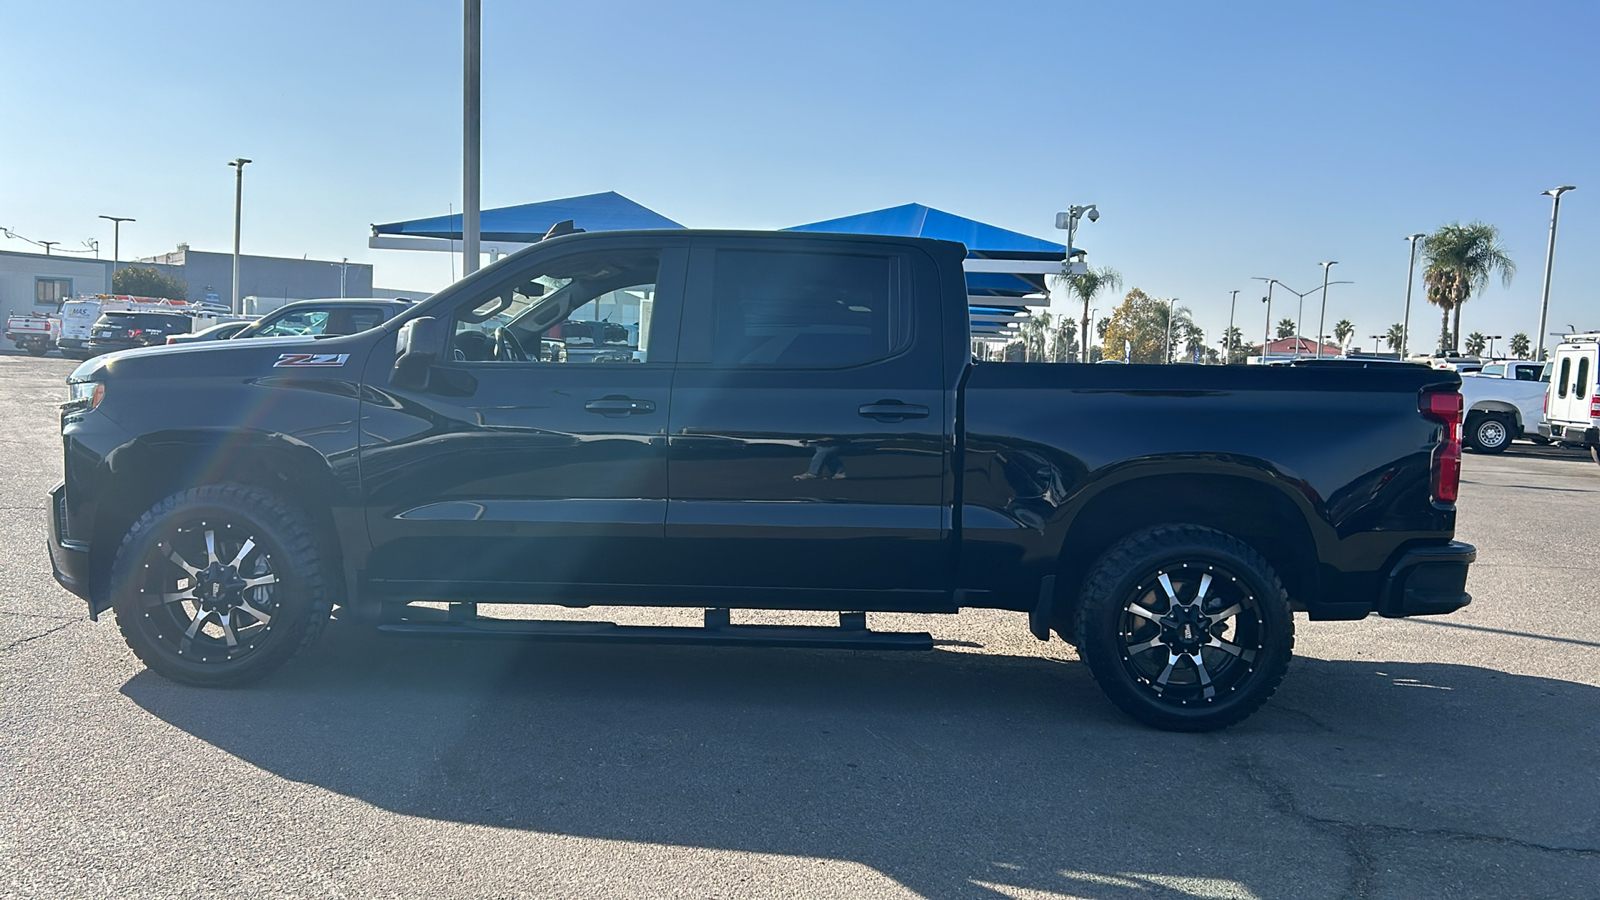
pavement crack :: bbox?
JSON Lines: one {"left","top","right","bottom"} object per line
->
{"left": 1238, "top": 755, "right": 1600, "bottom": 900}
{"left": 2, "top": 619, "right": 82, "bottom": 652}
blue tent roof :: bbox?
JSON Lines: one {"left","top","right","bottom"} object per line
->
{"left": 784, "top": 203, "right": 1069, "bottom": 260}
{"left": 373, "top": 191, "right": 683, "bottom": 241}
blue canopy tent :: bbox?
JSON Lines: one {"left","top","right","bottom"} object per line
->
{"left": 369, "top": 191, "right": 683, "bottom": 255}
{"left": 784, "top": 203, "right": 1075, "bottom": 339}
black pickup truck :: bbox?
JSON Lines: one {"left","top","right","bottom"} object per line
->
{"left": 49, "top": 229, "right": 1475, "bottom": 730}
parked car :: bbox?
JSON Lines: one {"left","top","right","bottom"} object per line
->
{"left": 4, "top": 313, "right": 59, "bottom": 356}
{"left": 83, "top": 311, "right": 192, "bottom": 354}
{"left": 232, "top": 299, "right": 411, "bottom": 340}
{"left": 166, "top": 320, "right": 255, "bottom": 345}
{"left": 1540, "top": 333, "right": 1600, "bottom": 465}
{"left": 59, "top": 296, "right": 199, "bottom": 359}
{"left": 51, "top": 229, "right": 1475, "bottom": 731}
{"left": 1458, "top": 368, "right": 1550, "bottom": 453}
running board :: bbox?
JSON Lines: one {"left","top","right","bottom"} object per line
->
{"left": 376, "top": 608, "right": 933, "bottom": 651}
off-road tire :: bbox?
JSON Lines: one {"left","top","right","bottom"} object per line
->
{"left": 109, "top": 483, "right": 334, "bottom": 687}
{"left": 1075, "top": 524, "right": 1294, "bottom": 731}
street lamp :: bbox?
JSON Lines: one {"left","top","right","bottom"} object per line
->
{"left": 330, "top": 258, "right": 351, "bottom": 298}
{"left": 39, "top": 240, "right": 58, "bottom": 256}
{"left": 1535, "top": 185, "right": 1576, "bottom": 361}
{"left": 1371, "top": 334, "right": 1386, "bottom": 357}
{"left": 1314, "top": 262, "right": 1338, "bottom": 358}
{"left": 1054, "top": 204, "right": 1100, "bottom": 362}
{"left": 228, "top": 158, "right": 252, "bottom": 315}
{"left": 98, "top": 215, "right": 135, "bottom": 281}
{"left": 1164, "top": 296, "right": 1179, "bottom": 363}
{"left": 463, "top": 0, "right": 482, "bottom": 277}
{"left": 1252, "top": 277, "right": 1279, "bottom": 357}
{"left": 1226, "top": 289, "right": 1240, "bottom": 364}
{"left": 1402, "top": 233, "right": 1425, "bottom": 359}
{"left": 1486, "top": 334, "right": 1503, "bottom": 359}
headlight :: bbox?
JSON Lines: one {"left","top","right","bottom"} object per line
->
{"left": 66, "top": 381, "right": 105, "bottom": 409}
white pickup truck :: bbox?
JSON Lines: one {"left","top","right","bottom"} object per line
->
{"left": 4, "top": 313, "right": 60, "bottom": 356}
{"left": 1458, "top": 360, "right": 1547, "bottom": 453}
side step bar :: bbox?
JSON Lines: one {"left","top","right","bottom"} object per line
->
{"left": 376, "top": 608, "right": 933, "bottom": 651}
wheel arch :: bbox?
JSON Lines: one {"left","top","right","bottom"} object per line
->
{"left": 90, "top": 429, "right": 348, "bottom": 595}
{"left": 1049, "top": 464, "right": 1322, "bottom": 627}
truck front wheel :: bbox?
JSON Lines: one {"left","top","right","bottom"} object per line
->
{"left": 108, "top": 484, "right": 335, "bottom": 687}
{"left": 1074, "top": 525, "right": 1294, "bottom": 732}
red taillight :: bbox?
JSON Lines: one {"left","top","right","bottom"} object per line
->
{"left": 127, "top": 328, "right": 144, "bottom": 338}
{"left": 1591, "top": 395, "right": 1600, "bottom": 419}
{"left": 1420, "top": 388, "right": 1463, "bottom": 505}
{"left": 166, "top": 336, "right": 179, "bottom": 344}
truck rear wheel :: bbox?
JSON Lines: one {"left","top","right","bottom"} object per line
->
{"left": 1466, "top": 413, "right": 1513, "bottom": 453}
{"left": 24, "top": 345, "right": 47, "bottom": 357}
{"left": 1074, "top": 525, "right": 1294, "bottom": 732}
{"left": 109, "top": 484, "right": 334, "bottom": 687}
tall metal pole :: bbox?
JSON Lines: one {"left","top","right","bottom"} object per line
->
{"left": 1165, "top": 296, "right": 1177, "bottom": 363}
{"left": 98, "top": 215, "right": 134, "bottom": 284}
{"left": 462, "top": 0, "right": 481, "bottom": 278}
{"left": 1316, "top": 261, "right": 1337, "bottom": 358}
{"left": 1227, "top": 289, "right": 1239, "bottom": 364}
{"left": 1253, "top": 277, "right": 1277, "bottom": 360}
{"left": 1535, "top": 186, "right": 1576, "bottom": 361}
{"left": 1402, "top": 233, "right": 1424, "bottom": 359}
{"left": 229, "top": 158, "right": 251, "bottom": 315}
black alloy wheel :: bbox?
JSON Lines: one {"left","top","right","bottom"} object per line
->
{"left": 110, "top": 484, "right": 333, "bottom": 687}
{"left": 1075, "top": 525, "right": 1294, "bottom": 732}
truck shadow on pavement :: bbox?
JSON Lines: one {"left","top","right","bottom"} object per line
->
{"left": 121, "top": 625, "right": 1600, "bottom": 899}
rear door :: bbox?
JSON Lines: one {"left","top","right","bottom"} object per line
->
{"left": 1548, "top": 347, "right": 1593, "bottom": 426}
{"left": 663, "top": 236, "right": 953, "bottom": 610}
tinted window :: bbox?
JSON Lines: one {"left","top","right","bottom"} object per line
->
{"left": 331, "top": 309, "right": 385, "bottom": 335}
{"left": 1480, "top": 364, "right": 1503, "bottom": 377}
{"left": 1578, "top": 358, "right": 1591, "bottom": 399}
{"left": 101, "top": 313, "right": 191, "bottom": 332}
{"left": 710, "top": 249, "right": 902, "bottom": 368}
{"left": 255, "top": 310, "right": 330, "bottom": 337}
{"left": 1558, "top": 358, "right": 1571, "bottom": 398}
{"left": 1514, "top": 365, "right": 1540, "bottom": 381}
{"left": 452, "top": 251, "right": 660, "bottom": 364}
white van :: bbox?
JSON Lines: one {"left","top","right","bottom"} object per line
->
{"left": 1541, "top": 334, "right": 1600, "bottom": 465}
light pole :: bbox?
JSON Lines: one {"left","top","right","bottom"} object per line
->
{"left": 228, "top": 158, "right": 252, "bottom": 315}
{"left": 1371, "top": 334, "right": 1385, "bottom": 357}
{"left": 1164, "top": 296, "right": 1178, "bottom": 363}
{"left": 1054, "top": 204, "right": 1099, "bottom": 362}
{"left": 462, "top": 0, "right": 482, "bottom": 278}
{"left": 1401, "top": 233, "right": 1425, "bottom": 359}
{"left": 330, "top": 258, "right": 350, "bottom": 298}
{"left": 1227, "top": 289, "right": 1240, "bottom": 364}
{"left": 1535, "top": 185, "right": 1576, "bottom": 361}
{"left": 1316, "top": 262, "right": 1338, "bottom": 358}
{"left": 39, "top": 240, "right": 58, "bottom": 256}
{"left": 1252, "top": 277, "right": 1279, "bottom": 358}
{"left": 1486, "top": 334, "right": 1503, "bottom": 359}
{"left": 98, "top": 215, "right": 134, "bottom": 281}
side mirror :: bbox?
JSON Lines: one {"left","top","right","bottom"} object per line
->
{"left": 391, "top": 316, "right": 448, "bottom": 390}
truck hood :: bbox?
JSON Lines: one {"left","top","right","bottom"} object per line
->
{"left": 69, "top": 333, "right": 377, "bottom": 383}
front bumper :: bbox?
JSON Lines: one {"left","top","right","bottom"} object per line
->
{"left": 1378, "top": 541, "right": 1475, "bottom": 618}
{"left": 47, "top": 482, "right": 95, "bottom": 612}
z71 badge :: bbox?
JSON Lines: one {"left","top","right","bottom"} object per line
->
{"left": 274, "top": 353, "right": 350, "bottom": 368}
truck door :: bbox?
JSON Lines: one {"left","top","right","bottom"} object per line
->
{"left": 360, "top": 237, "right": 687, "bottom": 602}
{"left": 664, "top": 237, "right": 953, "bottom": 610}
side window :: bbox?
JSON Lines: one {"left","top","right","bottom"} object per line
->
{"left": 709, "top": 249, "right": 904, "bottom": 368}
{"left": 329, "top": 309, "right": 384, "bottom": 335}
{"left": 451, "top": 250, "right": 660, "bottom": 364}
{"left": 1514, "top": 365, "right": 1539, "bottom": 382}
{"left": 1558, "top": 358, "right": 1571, "bottom": 398}
{"left": 1577, "top": 358, "right": 1591, "bottom": 399}
{"left": 257, "top": 311, "right": 329, "bottom": 337}
{"left": 1480, "top": 364, "right": 1503, "bottom": 377}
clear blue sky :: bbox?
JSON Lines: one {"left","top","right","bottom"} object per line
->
{"left": 2, "top": 0, "right": 1595, "bottom": 352}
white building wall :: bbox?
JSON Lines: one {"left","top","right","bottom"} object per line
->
{"left": 0, "top": 250, "right": 113, "bottom": 317}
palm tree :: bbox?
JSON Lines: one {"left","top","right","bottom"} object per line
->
{"left": 1220, "top": 326, "right": 1247, "bottom": 364}
{"left": 1384, "top": 322, "right": 1406, "bottom": 352}
{"left": 1048, "top": 315, "right": 1078, "bottom": 362}
{"left": 1421, "top": 222, "right": 1515, "bottom": 353}
{"left": 1276, "top": 318, "right": 1296, "bottom": 339}
{"left": 1056, "top": 267, "right": 1122, "bottom": 363}
{"left": 1333, "top": 318, "right": 1355, "bottom": 351}
{"left": 1509, "top": 332, "right": 1532, "bottom": 359}
{"left": 1464, "top": 331, "right": 1487, "bottom": 356}
{"left": 1018, "top": 311, "right": 1052, "bottom": 361}
{"left": 1183, "top": 324, "right": 1206, "bottom": 363}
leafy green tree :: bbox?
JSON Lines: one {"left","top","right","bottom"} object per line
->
{"left": 1509, "top": 332, "right": 1531, "bottom": 359}
{"left": 112, "top": 265, "right": 190, "bottom": 302}
{"left": 1276, "top": 318, "right": 1297, "bottom": 339}
{"left": 1422, "top": 222, "right": 1515, "bottom": 353}
{"left": 1464, "top": 331, "right": 1487, "bottom": 356}
{"left": 1054, "top": 266, "right": 1123, "bottom": 363}
{"left": 1333, "top": 318, "right": 1355, "bottom": 350}
{"left": 1384, "top": 323, "right": 1406, "bottom": 352}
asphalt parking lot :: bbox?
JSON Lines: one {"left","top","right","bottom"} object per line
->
{"left": 2, "top": 348, "right": 1597, "bottom": 900}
